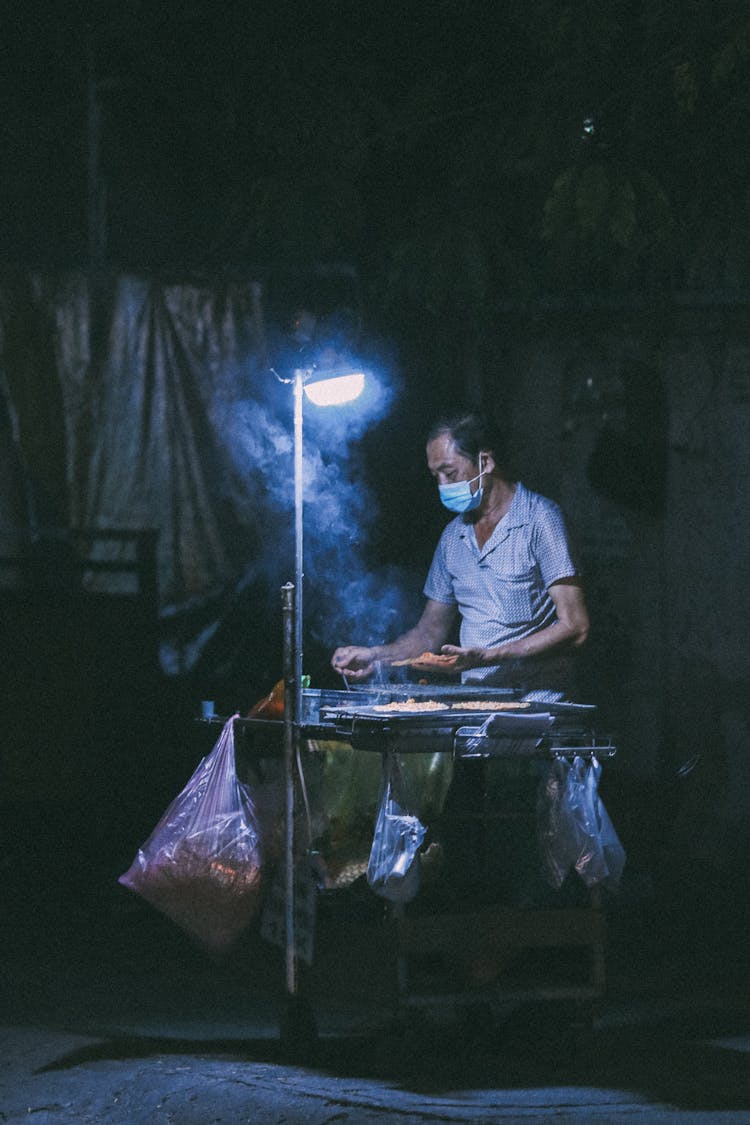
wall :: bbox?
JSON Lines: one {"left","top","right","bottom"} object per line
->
{"left": 494, "top": 298, "right": 750, "bottom": 885}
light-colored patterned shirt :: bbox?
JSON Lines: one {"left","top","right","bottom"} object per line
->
{"left": 423, "top": 482, "right": 581, "bottom": 687}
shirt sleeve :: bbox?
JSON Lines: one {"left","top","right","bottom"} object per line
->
{"left": 532, "top": 500, "right": 581, "bottom": 590}
{"left": 423, "top": 528, "right": 458, "bottom": 605}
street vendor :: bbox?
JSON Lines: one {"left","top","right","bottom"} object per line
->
{"left": 332, "top": 410, "right": 589, "bottom": 695}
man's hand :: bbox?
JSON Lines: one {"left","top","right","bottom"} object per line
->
{"left": 331, "top": 645, "right": 379, "bottom": 681}
{"left": 439, "top": 644, "right": 489, "bottom": 671}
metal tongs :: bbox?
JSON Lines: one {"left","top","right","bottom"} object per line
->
{"left": 339, "top": 657, "right": 386, "bottom": 691}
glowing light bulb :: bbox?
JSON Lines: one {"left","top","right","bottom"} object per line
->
{"left": 304, "top": 372, "right": 365, "bottom": 407}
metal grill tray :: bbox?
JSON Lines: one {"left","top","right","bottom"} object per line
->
{"left": 301, "top": 685, "right": 516, "bottom": 723}
{"left": 322, "top": 708, "right": 523, "bottom": 727}
{"left": 319, "top": 700, "right": 596, "bottom": 725}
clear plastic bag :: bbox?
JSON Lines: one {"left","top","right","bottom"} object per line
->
{"left": 587, "top": 755, "right": 626, "bottom": 891}
{"left": 537, "top": 756, "right": 578, "bottom": 889}
{"left": 366, "top": 753, "right": 426, "bottom": 904}
{"left": 537, "top": 754, "right": 626, "bottom": 891}
{"left": 118, "top": 715, "right": 265, "bottom": 953}
{"left": 569, "top": 755, "right": 610, "bottom": 887}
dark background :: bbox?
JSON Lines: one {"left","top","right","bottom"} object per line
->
{"left": 5, "top": 1, "right": 749, "bottom": 284}
{"left": 1, "top": 0, "right": 749, "bottom": 991}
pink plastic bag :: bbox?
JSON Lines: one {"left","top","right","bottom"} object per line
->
{"left": 119, "top": 715, "right": 264, "bottom": 953}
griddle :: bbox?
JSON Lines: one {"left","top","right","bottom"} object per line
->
{"left": 227, "top": 685, "right": 610, "bottom": 761}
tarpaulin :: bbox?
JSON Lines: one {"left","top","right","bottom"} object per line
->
{"left": 0, "top": 269, "right": 277, "bottom": 673}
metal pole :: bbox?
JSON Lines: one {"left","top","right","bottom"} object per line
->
{"left": 281, "top": 581, "right": 296, "bottom": 998}
{"left": 280, "top": 370, "right": 304, "bottom": 1002}
{"left": 293, "top": 371, "right": 304, "bottom": 723}
{"left": 279, "top": 376, "right": 320, "bottom": 1058}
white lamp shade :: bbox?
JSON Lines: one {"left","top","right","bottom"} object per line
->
{"left": 303, "top": 371, "right": 365, "bottom": 407}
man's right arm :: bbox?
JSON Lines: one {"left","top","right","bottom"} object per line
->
{"left": 331, "top": 599, "right": 457, "bottom": 680}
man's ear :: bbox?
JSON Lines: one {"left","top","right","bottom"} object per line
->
{"left": 480, "top": 450, "right": 495, "bottom": 474}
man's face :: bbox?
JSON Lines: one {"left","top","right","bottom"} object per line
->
{"left": 426, "top": 434, "right": 480, "bottom": 487}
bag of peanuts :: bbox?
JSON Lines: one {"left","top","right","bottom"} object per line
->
{"left": 119, "top": 715, "right": 265, "bottom": 953}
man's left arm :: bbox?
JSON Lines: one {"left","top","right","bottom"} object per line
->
{"left": 544, "top": 577, "right": 590, "bottom": 648}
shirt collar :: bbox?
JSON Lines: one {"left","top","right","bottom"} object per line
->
{"left": 458, "top": 481, "right": 528, "bottom": 547}
{"left": 502, "top": 481, "right": 529, "bottom": 528}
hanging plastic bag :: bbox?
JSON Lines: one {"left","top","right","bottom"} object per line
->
{"left": 366, "top": 753, "right": 426, "bottom": 904}
{"left": 587, "top": 755, "right": 626, "bottom": 891}
{"left": 118, "top": 715, "right": 264, "bottom": 953}
{"left": 537, "top": 754, "right": 626, "bottom": 891}
{"left": 567, "top": 754, "right": 610, "bottom": 887}
{"left": 537, "top": 756, "right": 578, "bottom": 889}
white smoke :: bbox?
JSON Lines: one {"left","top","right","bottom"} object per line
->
{"left": 212, "top": 363, "right": 415, "bottom": 654}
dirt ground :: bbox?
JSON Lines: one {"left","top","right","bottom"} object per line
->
{"left": 3, "top": 845, "right": 750, "bottom": 1125}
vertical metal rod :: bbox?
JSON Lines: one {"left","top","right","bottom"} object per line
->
{"left": 281, "top": 582, "right": 296, "bottom": 998}
{"left": 280, "top": 370, "right": 305, "bottom": 1002}
{"left": 293, "top": 372, "right": 304, "bottom": 726}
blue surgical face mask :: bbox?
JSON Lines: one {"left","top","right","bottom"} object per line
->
{"left": 438, "top": 457, "right": 484, "bottom": 513}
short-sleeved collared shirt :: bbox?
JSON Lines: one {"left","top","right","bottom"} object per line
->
{"left": 423, "top": 482, "right": 580, "bottom": 686}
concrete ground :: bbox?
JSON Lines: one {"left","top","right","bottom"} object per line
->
{"left": 2, "top": 848, "right": 750, "bottom": 1125}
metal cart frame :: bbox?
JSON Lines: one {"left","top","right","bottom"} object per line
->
{"left": 352, "top": 724, "right": 616, "bottom": 1033}
{"left": 228, "top": 677, "right": 617, "bottom": 1052}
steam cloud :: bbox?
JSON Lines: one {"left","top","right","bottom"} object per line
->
{"left": 214, "top": 365, "right": 421, "bottom": 659}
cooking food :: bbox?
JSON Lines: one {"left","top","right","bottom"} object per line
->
{"left": 449, "top": 700, "right": 531, "bottom": 710}
{"left": 368, "top": 698, "right": 531, "bottom": 713}
{"left": 371, "top": 698, "right": 450, "bottom": 712}
{"left": 391, "top": 651, "right": 459, "bottom": 668}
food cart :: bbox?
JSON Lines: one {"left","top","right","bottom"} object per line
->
{"left": 230, "top": 679, "right": 619, "bottom": 1053}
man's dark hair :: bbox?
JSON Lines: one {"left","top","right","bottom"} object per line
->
{"left": 426, "top": 412, "right": 513, "bottom": 477}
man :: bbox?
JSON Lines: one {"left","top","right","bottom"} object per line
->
{"left": 332, "top": 411, "right": 589, "bottom": 694}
